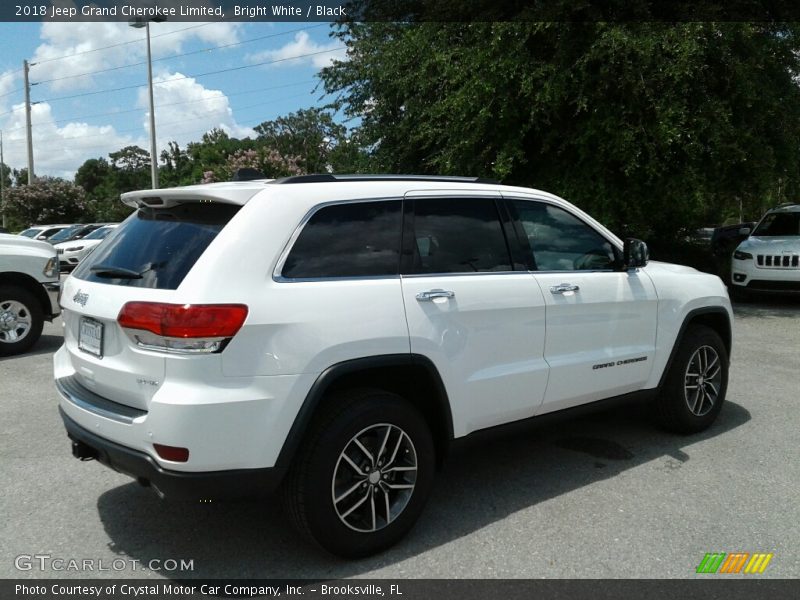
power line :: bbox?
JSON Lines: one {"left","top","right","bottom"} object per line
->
{"left": 32, "top": 24, "right": 327, "bottom": 86}
{"left": 36, "top": 47, "right": 344, "bottom": 104}
{"left": 30, "top": 22, "right": 218, "bottom": 66}
{"left": 0, "top": 87, "right": 23, "bottom": 101}
{"left": 0, "top": 105, "right": 24, "bottom": 121}
{"left": 0, "top": 91, "right": 315, "bottom": 146}
{"left": 1, "top": 80, "right": 314, "bottom": 132}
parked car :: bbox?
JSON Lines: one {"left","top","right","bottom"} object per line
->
{"left": 18, "top": 224, "right": 73, "bottom": 241}
{"left": 55, "top": 174, "right": 732, "bottom": 557}
{"left": 46, "top": 223, "right": 109, "bottom": 246}
{"left": 0, "top": 233, "right": 61, "bottom": 355}
{"left": 711, "top": 221, "right": 756, "bottom": 258}
{"left": 730, "top": 203, "right": 800, "bottom": 296}
{"left": 710, "top": 221, "right": 757, "bottom": 284}
{"left": 54, "top": 224, "right": 119, "bottom": 271}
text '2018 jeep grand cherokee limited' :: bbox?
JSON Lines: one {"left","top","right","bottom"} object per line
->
{"left": 55, "top": 175, "right": 733, "bottom": 557}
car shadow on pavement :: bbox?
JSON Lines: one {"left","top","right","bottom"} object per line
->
{"left": 732, "top": 296, "right": 800, "bottom": 319}
{"left": 0, "top": 334, "right": 62, "bottom": 362}
{"left": 95, "top": 399, "right": 751, "bottom": 579}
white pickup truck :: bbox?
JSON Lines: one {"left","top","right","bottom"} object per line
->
{"left": 0, "top": 233, "right": 61, "bottom": 356}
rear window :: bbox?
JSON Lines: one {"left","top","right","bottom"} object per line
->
{"left": 73, "top": 202, "right": 240, "bottom": 289}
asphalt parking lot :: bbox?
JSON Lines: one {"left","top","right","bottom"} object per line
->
{"left": 1, "top": 298, "right": 798, "bottom": 579}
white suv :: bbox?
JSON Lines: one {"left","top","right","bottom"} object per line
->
{"left": 55, "top": 175, "right": 733, "bottom": 557}
{"left": 1, "top": 233, "right": 61, "bottom": 355}
{"left": 730, "top": 203, "right": 800, "bottom": 296}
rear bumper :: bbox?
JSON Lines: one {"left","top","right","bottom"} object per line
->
{"left": 60, "top": 408, "right": 286, "bottom": 500}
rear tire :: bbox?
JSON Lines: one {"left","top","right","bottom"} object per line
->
{"left": 282, "top": 388, "right": 436, "bottom": 558}
{"left": 0, "top": 285, "right": 44, "bottom": 356}
{"left": 655, "top": 325, "right": 728, "bottom": 434}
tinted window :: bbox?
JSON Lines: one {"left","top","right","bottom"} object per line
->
{"left": 753, "top": 212, "right": 800, "bottom": 236}
{"left": 282, "top": 201, "right": 402, "bottom": 278}
{"left": 48, "top": 225, "right": 84, "bottom": 243}
{"left": 409, "top": 198, "right": 512, "bottom": 274}
{"left": 83, "top": 226, "right": 115, "bottom": 240}
{"left": 73, "top": 203, "right": 240, "bottom": 290}
{"left": 511, "top": 201, "right": 617, "bottom": 271}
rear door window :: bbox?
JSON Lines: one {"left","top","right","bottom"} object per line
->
{"left": 406, "top": 198, "right": 513, "bottom": 274}
{"left": 73, "top": 202, "right": 240, "bottom": 290}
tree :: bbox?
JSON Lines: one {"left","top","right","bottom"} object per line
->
{"left": 186, "top": 128, "right": 253, "bottom": 183}
{"left": 159, "top": 142, "right": 194, "bottom": 188}
{"left": 1, "top": 177, "right": 87, "bottom": 230}
{"left": 12, "top": 168, "right": 29, "bottom": 186}
{"left": 254, "top": 108, "right": 365, "bottom": 174}
{"left": 321, "top": 21, "right": 800, "bottom": 240}
{"left": 75, "top": 157, "right": 134, "bottom": 223}
{"left": 0, "top": 161, "right": 10, "bottom": 190}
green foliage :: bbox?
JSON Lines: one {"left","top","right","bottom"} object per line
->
{"left": 1, "top": 177, "right": 87, "bottom": 230}
{"left": 254, "top": 107, "right": 368, "bottom": 174}
{"left": 75, "top": 156, "right": 137, "bottom": 222}
{"left": 321, "top": 22, "right": 800, "bottom": 240}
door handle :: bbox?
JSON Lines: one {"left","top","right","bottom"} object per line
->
{"left": 550, "top": 283, "right": 580, "bottom": 294}
{"left": 416, "top": 290, "right": 455, "bottom": 301}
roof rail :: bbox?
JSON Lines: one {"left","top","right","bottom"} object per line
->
{"left": 270, "top": 174, "right": 500, "bottom": 185}
{"left": 231, "top": 168, "right": 266, "bottom": 181}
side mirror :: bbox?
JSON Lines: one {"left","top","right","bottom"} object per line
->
{"left": 623, "top": 238, "right": 649, "bottom": 270}
{"left": 738, "top": 227, "right": 751, "bottom": 236}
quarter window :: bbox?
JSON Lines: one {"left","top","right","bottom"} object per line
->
{"left": 511, "top": 200, "right": 617, "bottom": 271}
{"left": 408, "top": 198, "right": 512, "bottom": 274}
{"left": 282, "top": 201, "right": 402, "bottom": 278}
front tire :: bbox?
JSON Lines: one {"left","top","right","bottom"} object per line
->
{"left": 655, "top": 325, "right": 728, "bottom": 434}
{"left": 0, "top": 285, "right": 44, "bottom": 356}
{"left": 282, "top": 389, "right": 436, "bottom": 558}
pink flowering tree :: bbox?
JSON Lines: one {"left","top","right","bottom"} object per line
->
{"left": 1, "top": 177, "right": 88, "bottom": 230}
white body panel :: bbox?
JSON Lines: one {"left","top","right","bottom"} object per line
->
{"left": 0, "top": 233, "right": 58, "bottom": 283}
{"left": 533, "top": 270, "right": 658, "bottom": 412}
{"left": 54, "top": 179, "right": 733, "bottom": 477}
{"left": 401, "top": 273, "right": 548, "bottom": 436}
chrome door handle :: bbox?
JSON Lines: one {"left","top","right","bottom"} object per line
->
{"left": 416, "top": 290, "right": 455, "bottom": 301}
{"left": 550, "top": 283, "right": 580, "bottom": 294}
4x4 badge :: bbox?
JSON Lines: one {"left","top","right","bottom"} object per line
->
{"left": 72, "top": 290, "right": 89, "bottom": 307}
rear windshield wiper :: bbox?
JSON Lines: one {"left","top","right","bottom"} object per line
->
{"left": 89, "top": 264, "right": 143, "bottom": 279}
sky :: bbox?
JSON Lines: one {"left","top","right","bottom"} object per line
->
{"left": 0, "top": 19, "right": 346, "bottom": 180}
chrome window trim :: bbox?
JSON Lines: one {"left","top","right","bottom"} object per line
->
{"left": 401, "top": 270, "right": 521, "bottom": 279}
{"left": 272, "top": 196, "right": 403, "bottom": 282}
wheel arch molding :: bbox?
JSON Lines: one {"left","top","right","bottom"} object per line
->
{"left": 274, "top": 354, "right": 454, "bottom": 473}
{"left": 0, "top": 272, "right": 55, "bottom": 320}
{"left": 657, "top": 307, "right": 732, "bottom": 391}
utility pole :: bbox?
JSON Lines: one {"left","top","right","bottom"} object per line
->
{"left": 129, "top": 19, "right": 160, "bottom": 189}
{"left": 23, "top": 60, "right": 34, "bottom": 184}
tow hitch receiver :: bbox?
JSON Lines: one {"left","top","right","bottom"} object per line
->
{"left": 71, "top": 439, "right": 97, "bottom": 461}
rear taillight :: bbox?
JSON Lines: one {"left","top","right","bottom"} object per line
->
{"left": 117, "top": 302, "right": 248, "bottom": 354}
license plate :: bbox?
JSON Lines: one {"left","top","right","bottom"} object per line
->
{"left": 78, "top": 317, "right": 104, "bottom": 358}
